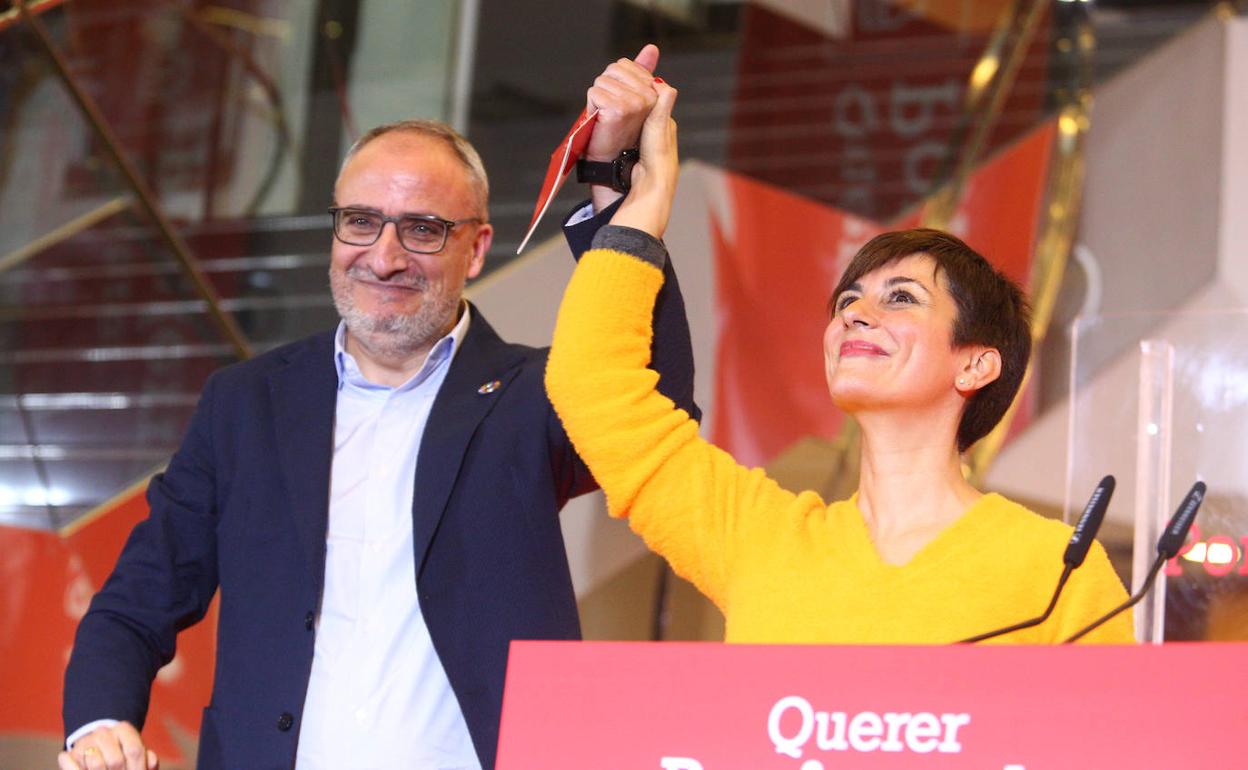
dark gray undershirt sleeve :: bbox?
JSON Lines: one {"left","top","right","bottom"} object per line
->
{"left": 590, "top": 225, "right": 668, "bottom": 269}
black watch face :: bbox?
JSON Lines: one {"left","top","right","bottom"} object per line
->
{"left": 613, "top": 152, "right": 639, "bottom": 193}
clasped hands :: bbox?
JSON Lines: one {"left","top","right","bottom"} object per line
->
{"left": 586, "top": 43, "right": 679, "bottom": 234}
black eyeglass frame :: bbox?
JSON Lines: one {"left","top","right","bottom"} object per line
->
{"left": 328, "top": 206, "right": 485, "bottom": 254}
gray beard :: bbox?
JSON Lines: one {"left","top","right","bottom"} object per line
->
{"left": 329, "top": 264, "right": 459, "bottom": 361}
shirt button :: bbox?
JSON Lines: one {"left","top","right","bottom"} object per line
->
{"left": 304, "top": 611, "right": 315, "bottom": 631}
{"left": 354, "top": 708, "right": 369, "bottom": 725}
{"left": 277, "top": 712, "right": 294, "bottom": 731}
{"left": 370, "top": 542, "right": 383, "bottom": 555}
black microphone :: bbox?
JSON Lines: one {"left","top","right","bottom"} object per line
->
{"left": 957, "top": 475, "right": 1115, "bottom": 644}
{"left": 1062, "top": 480, "right": 1206, "bottom": 644}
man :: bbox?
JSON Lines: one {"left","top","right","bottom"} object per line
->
{"left": 60, "top": 46, "right": 694, "bottom": 770}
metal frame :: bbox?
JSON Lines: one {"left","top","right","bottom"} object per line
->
{"left": 15, "top": 0, "right": 254, "bottom": 360}
{"left": 965, "top": 1, "right": 1097, "bottom": 483}
{"left": 0, "top": 197, "right": 130, "bottom": 274}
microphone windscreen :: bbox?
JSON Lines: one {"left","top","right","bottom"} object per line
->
{"left": 1157, "top": 481, "right": 1207, "bottom": 558}
{"left": 1064, "top": 475, "right": 1115, "bottom": 568}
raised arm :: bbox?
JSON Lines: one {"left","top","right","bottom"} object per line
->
{"left": 546, "top": 85, "right": 797, "bottom": 607}
{"left": 550, "top": 46, "right": 700, "bottom": 501}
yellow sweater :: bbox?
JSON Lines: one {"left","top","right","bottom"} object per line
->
{"left": 546, "top": 248, "right": 1134, "bottom": 644}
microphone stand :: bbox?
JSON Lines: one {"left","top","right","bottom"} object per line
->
{"left": 1062, "top": 558, "right": 1164, "bottom": 644}
{"left": 957, "top": 475, "right": 1115, "bottom": 644}
{"left": 1061, "top": 481, "right": 1206, "bottom": 644}
{"left": 957, "top": 566, "right": 1073, "bottom": 644}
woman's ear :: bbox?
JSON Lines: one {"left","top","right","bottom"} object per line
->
{"left": 954, "top": 347, "right": 1002, "bottom": 393}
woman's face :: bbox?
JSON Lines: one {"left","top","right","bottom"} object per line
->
{"left": 823, "top": 253, "right": 967, "bottom": 414}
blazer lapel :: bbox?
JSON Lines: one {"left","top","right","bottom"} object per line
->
{"left": 269, "top": 331, "right": 338, "bottom": 586}
{"left": 412, "top": 307, "right": 523, "bottom": 575}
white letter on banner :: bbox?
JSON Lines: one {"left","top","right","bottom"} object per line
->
{"left": 768, "top": 696, "right": 815, "bottom": 759}
{"left": 937, "top": 713, "right": 971, "bottom": 752}
{"left": 814, "top": 710, "right": 848, "bottom": 751}
{"left": 905, "top": 712, "right": 941, "bottom": 753}
{"left": 880, "top": 712, "right": 911, "bottom": 752}
{"left": 890, "top": 80, "right": 959, "bottom": 138}
{"left": 659, "top": 758, "right": 704, "bottom": 770}
{"left": 833, "top": 85, "right": 879, "bottom": 139}
{"left": 847, "top": 711, "right": 884, "bottom": 752}
{"left": 902, "top": 142, "right": 945, "bottom": 195}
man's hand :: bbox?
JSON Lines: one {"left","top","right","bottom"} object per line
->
{"left": 58, "top": 722, "right": 158, "bottom": 770}
{"left": 585, "top": 43, "right": 661, "bottom": 212}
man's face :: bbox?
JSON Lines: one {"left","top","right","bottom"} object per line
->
{"left": 329, "top": 132, "right": 493, "bottom": 361}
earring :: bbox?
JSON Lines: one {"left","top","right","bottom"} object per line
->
{"left": 957, "top": 378, "right": 967, "bottom": 387}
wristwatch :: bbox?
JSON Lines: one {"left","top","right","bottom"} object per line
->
{"left": 576, "top": 148, "right": 640, "bottom": 194}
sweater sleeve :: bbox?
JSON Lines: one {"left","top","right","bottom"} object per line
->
{"left": 546, "top": 246, "right": 797, "bottom": 609}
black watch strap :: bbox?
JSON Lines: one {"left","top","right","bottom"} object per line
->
{"left": 576, "top": 148, "right": 639, "bottom": 194}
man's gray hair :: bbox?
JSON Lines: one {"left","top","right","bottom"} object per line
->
{"left": 340, "top": 119, "right": 490, "bottom": 219}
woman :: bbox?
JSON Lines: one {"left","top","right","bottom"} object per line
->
{"left": 546, "top": 84, "right": 1132, "bottom": 644}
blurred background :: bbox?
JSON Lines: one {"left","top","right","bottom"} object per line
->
{"left": 2, "top": 0, "right": 1246, "bottom": 764}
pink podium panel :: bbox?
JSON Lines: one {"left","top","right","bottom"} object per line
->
{"left": 497, "top": 641, "right": 1246, "bottom": 770}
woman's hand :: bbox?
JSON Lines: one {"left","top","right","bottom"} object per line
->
{"left": 609, "top": 80, "right": 678, "bottom": 240}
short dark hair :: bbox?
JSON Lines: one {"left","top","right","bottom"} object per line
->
{"left": 829, "top": 228, "right": 1031, "bottom": 453}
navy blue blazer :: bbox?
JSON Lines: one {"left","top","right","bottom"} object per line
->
{"left": 63, "top": 208, "right": 697, "bottom": 769}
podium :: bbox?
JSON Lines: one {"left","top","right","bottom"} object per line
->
{"left": 497, "top": 641, "right": 1246, "bottom": 769}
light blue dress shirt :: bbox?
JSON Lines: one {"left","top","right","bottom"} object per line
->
{"left": 295, "top": 307, "right": 480, "bottom": 770}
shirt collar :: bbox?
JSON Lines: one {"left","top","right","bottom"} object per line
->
{"left": 334, "top": 301, "right": 472, "bottom": 391}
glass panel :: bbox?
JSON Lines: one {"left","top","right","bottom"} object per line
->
{"left": 1068, "top": 310, "right": 1248, "bottom": 642}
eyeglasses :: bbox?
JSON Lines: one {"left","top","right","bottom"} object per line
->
{"left": 328, "top": 207, "right": 484, "bottom": 254}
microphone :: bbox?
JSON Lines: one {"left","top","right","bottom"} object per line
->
{"left": 1061, "top": 480, "right": 1206, "bottom": 644}
{"left": 957, "top": 475, "right": 1115, "bottom": 644}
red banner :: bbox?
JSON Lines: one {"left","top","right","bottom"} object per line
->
{"left": 728, "top": 0, "right": 1050, "bottom": 223}
{"left": 498, "top": 640, "right": 1247, "bottom": 769}
{"left": 0, "top": 484, "right": 215, "bottom": 767}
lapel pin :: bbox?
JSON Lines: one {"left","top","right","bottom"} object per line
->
{"left": 477, "top": 380, "right": 502, "bottom": 395}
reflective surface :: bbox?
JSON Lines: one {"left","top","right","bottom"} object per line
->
{"left": 0, "top": 0, "right": 1229, "bottom": 533}
{"left": 1068, "top": 310, "right": 1248, "bottom": 641}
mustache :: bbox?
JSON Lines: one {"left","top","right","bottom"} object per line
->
{"left": 344, "top": 263, "right": 429, "bottom": 290}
